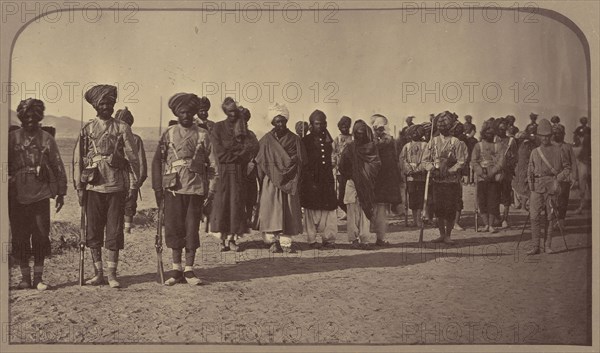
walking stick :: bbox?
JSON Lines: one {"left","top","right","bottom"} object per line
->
{"left": 419, "top": 118, "right": 437, "bottom": 243}
{"left": 78, "top": 95, "right": 86, "bottom": 286}
{"left": 516, "top": 212, "right": 529, "bottom": 249}
{"left": 155, "top": 96, "right": 165, "bottom": 284}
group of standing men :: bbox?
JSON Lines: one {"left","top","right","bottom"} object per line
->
{"left": 8, "top": 83, "right": 592, "bottom": 289}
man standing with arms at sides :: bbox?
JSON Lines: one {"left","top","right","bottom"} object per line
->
{"left": 552, "top": 124, "right": 578, "bottom": 231}
{"left": 526, "top": 118, "right": 570, "bottom": 255}
{"left": 255, "top": 103, "right": 306, "bottom": 252}
{"left": 494, "top": 118, "right": 517, "bottom": 229}
{"left": 300, "top": 110, "right": 339, "bottom": 249}
{"left": 73, "top": 84, "right": 140, "bottom": 288}
{"left": 526, "top": 113, "right": 538, "bottom": 132}
{"left": 422, "top": 111, "right": 468, "bottom": 244}
{"left": 471, "top": 119, "right": 502, "bottom": 233}
{"left": 210, "top": 97, "right": 259, "bottom": 251}
{"left": 400, "top": 124, "right": 427, "bottom": 227}
{"left": 152, "top": 93, "right": 215, "bottom": 285}
{"left": 463, "top": 115, "right": 476, "bottom": 139}
{"left": 115, "top": 107, "right": 147, "bottom": 234}
{"left": 338, "top": 120, "right": 381, "bottom": 249}
{"left": 333, "top": 116, "right": 353, "bottom": 217}
{"left": 371, "top": 114, "right": 402, "bottom": 246}
{"left": 573, "top": 116, "right": 591, "bottom": 214}
{"left": 9, "top": 98, "right": 67, "bottom": 290}
{"left": 195, "top": 96, "right": 214, "bottom": 133}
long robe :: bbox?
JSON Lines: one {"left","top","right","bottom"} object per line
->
{"left": 373, "top": 133, "right": 402, "bottom": 204}
{"left": 209, "top": 118, "right": 259, "bottom": 234}
{"left": 300, "top": 131, "right": 337, "bottom": 210}
{"left": 255, "top": 129, "right": 306, "bottom": 234}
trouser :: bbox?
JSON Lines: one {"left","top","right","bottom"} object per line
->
{"left": 164, "top": 192, "right": 204, "bottom": 251}
{"left": 529, "top": 191, "right": 554, "bottom": 248}
{"left": 476, "top": 180, "right": 501, "bottom": 218}
{"left": 9, "top": 198, "right": 51, "bottom": 264}
{"left": 372, "top": 203, "right": 389, "bottom": 241}
{"left": 124, "top": 190, "right": 138, "bottom": 217}
{"left": 304, "top": 208, "right": 337, "bottom": 243}
{"left": 336, "top": 175, "right": 348, "bottom": 213}
{"left": 86, "top": 190, "right": 126, "bottom": 250}
{"left": 346, "top": 202, "right": 370, "bottom": 243}
{"left": 407, "top": 180, "right": 426, "bottom": 210}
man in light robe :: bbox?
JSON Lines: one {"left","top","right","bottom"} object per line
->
{"left": 255, "top": 103, "right": 306, "bottom": 252}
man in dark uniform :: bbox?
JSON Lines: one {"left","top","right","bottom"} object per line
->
{"left": 152, "top": 93, "right": 216, "bottom": 285}
{"left": 9, "top": 98, "right": 67, "bottom": 290}
{"left": 73, "top": 84, "right": 140, "bottom": 288}
{"left": 300, "top": 110, "right": 338, "bottom": 249}
{"left": 494, "top": 118, "right": 517, "bottom": 228}
{"left": 115, "top": 107, "right": 147, "bottom": 234}
{"left": 209, "top": 97, "right": 259, "bottom": 251}
{"left": 463, "top": 115, "right": 476, "bottom": 139}
{"left": 573, "top": 116, "right": 590, "bottom": 214}
{"left": 526, "top": 113, "right": 538, "bottom": 132}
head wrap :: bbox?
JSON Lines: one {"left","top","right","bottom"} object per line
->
{"left": 506, "top": 115, "right": 516, "bottom": 123}
{"left": 84, "top": 85, "right": 117, "bottom": 109}
{"left": 371, "top": 114, "right": 388, "bottom": 129}
{"left": 405, "top": 116, "right": 414, "bottom": 123}
{"left": 580, "top": 116, "right": 588, "bottom": 124}
{"left": 451, "top": 121, "right": 465, "bottom": 138}
{"left": 115, "top": 107, "right": 134, "bottom": 126}
{"left": 16, "top": 98, "right": 45, "bottom": 121}
{"left": 168, "top": 93, "right": 201, "bottom": 115}
{"left": 198, "top": 96, "right": 211, "bottom": 112}
{"left": 406, "top": 124, "right": 421, "bottom": 141}
{"left": 530, "top": 112, "right": 538, "bottom": 119}
{"left": 464, "top": 115, "right": 472, "bottom": 122}
{"left": 268, "top": 103, "right": 290, "bottom": 121}
{"left": 353, "top": 119, "right": 374, "bottom": 142}
{"left": 295, "top": 121, "right": 309, "bottom": 136}
{"left": 338, "top": 115, "right": 352, "bottom": 128}
{"left": 536, "top": 118, "right": 552, "bottom": 136}
{"left": 552, "top": 123, "right": 565, "bottom": 135}
{"left": 551, "top": 115, "right": 560, "bottom": 124}
{"left": 221, "top": 97, "right": 237, "bottom": 112}
{"left": 435, "top": 111, "right": 457, "bottom": 131}
{"left": 494, "top": 117, "right": 507, "bottom": 132}
{"left": 481, "top": 117, "right": 496, "bottom": 135}
{"left": 309, "top": 109, "right": 327, "bottom": 124}
{"left": 238, "top": 106, "right": 251, "bottom": 122}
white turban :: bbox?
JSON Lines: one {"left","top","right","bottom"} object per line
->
{"left": 371, "top": 114, "right": 388, "bottom": 129}
{"left": 268, "top": 103, "right": 290, "bottom": 121}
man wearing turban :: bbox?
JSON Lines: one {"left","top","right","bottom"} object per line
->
{"left": 72, "top": 84, "right": 140, "bottom": 288}
{"left": 295, "top": 121, "right": 310, "bottom": 138}
{"left": 512, "top": 123, "right": 538, "bottom": 210}
{"left": 209, "top": 97, "right": 259, "bottom": 251}
{"left": 255, "top": 103, "right": 307, "bottom": 252}
{"left": 115, "top": 107, "right": 147, "bottom": 234}
{"left": 195, "top": 96, "right": 214, "bottom": 133}
{"left": 400, "top": 123, "right": 428, "bottom": 228}
{"left": 369, "top": 114, "right": 402, "bottom": 246}
{"left": 551, "top": 123, "right": 578, "bottom": 234}
{"left": 526, "top": 118, "right": 570, "bottom": 255}
{"left": 493, "top": 117, "right": 518, "bottom": 229}
{"left": 300, "top": 110, "right": 339, "bottom": 249}
{"left": 333, "top": 116, "right": 353, "bottom": 216}
{"left": 9, "top": 98, "right": 67, "bottom": 290}
{"left": 422, "top": 111, "right": 468, "bottom": 244}
{"left": 572, "top": 116, "right": 591, "bottom": 214}
{"left": 338, "top": 120, "right": 381, "bottom": 248}
{"left": 152, "top": 93, "right": 216, "bottom": 285}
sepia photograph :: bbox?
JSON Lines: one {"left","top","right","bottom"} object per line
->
{"left": 0, "top": 1, "right": 597, "bottom": 351}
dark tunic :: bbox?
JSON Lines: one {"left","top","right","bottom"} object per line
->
{"left": 209, "top": 118, "right": 259, "bottom": 234}
{"left": 373, "top": 133, "right": 402, "bottom": 204}
{"left": 300, "top": 131, "right": 337, "bottom": 210}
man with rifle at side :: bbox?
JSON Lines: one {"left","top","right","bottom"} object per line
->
{"left": 9, "top": 98, "right": 67, "bottom": 290}
{"left": 73, "top": 85, "right": 140, "bottom": 288}
{"left": 152, "top": 93, "right": 217, "bottom": 285}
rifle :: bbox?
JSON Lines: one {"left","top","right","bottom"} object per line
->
{"left": 419, "top": 118, "right": 436, "bottom": 244}
{"left": 474, "top": 179, "right": 479, "bottom": 232}
{"left": 155, "top": 96, "right": 165, "bottom": 284}
{"left": 78, "top": 95, "right": 86, "bottom": 286}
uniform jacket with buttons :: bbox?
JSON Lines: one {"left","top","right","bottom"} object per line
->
{"left": 300, "top": 130, "right": 337, "bottom": 210}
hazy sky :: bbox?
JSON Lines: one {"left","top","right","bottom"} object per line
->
{"left": 11, "top": 7, "right": 588, "bottom": 135}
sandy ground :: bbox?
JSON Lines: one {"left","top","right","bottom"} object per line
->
{"left": 7, "top": 180, "right": 592, "bottom": 345}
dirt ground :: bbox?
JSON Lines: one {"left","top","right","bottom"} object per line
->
{"left": 7, "top": 177, "right": 592, "bottom": 346}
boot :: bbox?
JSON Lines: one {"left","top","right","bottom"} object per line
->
{"left": 106, "top": 249, "right": 120, "bottom": 288}
{"left": 18, "top": 266, "right": 31, "bottom": 289}
{"left": 85, "top": 261, "right": 106, "bottom": 285}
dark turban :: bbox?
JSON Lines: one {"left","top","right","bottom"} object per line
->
{"left": 168, "top": 93, "right": 201, "bottom": 114}
{"left": 493, "top": 117, "right": 507, "bottom": 131}
{"left": 198, "top": 96, "right": 211, "bottom": 111}
{"left": 338, "top": 115, "right": 351, "bottom": 128}
{"left": 451, "top": 121, "right": 464, "bottom": 138}
{"left": 16, "top": 98, "right": 45, "bottom": 121}
{"left": 406, "top": 124, "right": 421, "bottom": 140}
{"left": 481, "top": 118, "right": 497, "bottom": 135}
{"left": 419, "top": 122, "right": 432, "bottom": 139}
{"left": 435, "top": 111, "right": 458, "bottom": 129}
{"left": 551, "top": 115, "right": 560, "bottom": 124}
{"left": 222, "top": 97, "right": 237, "bottom": 110}
{"left": 115, "top": 107, "right": 134, "bottom": 126}
{"left": 238, "top": 106, "right": 251, "bottom": 122}
{"left": 85, "top": 85, "right": 117, "bottom": 109}
{"left": 309, "top": 109, "right": 327, "bottom": 124}
{"left": 552, "top": 123, "right": 565, "bottom": 135}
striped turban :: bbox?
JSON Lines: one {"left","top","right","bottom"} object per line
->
{"left": 16, "top": 98, "right": 45, "bottom": 120}
{"left": 84, "top": 85, "right": 117, "bottom": 109}
{"left": 168, "top": 93, "right": 201, "bottom": 115}
{"left": 115, "top": 107, "right": 134, "bottom": 126}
